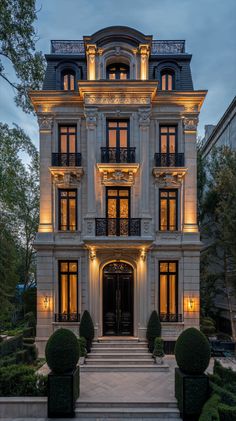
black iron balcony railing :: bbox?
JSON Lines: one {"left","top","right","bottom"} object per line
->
{"left": 52, "top": 153, "right": 82, "bottom": 167}
{"left": 96, "top": 218, "right": 141, "bottom": 236}
{"left": 101, "top": 147, "right": 136, "bottom": 163}
{"left": 160, "top": 313, "right": 183, "bottom": 322}
{"left": 154, "top": 153, "right": 184, "bottom": 167}
{"left": 54, "top": 313, "right": 80, "bottom": 322}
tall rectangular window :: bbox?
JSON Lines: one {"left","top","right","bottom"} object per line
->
{"left": 59, "top": 189, "right": 77, "bottom": 231}
{"left": 107, "top": 120, "right": 129, "bottom": 148}
{"left": 159, "top": 261, "right": 178, "bottom": 320}
{"left": 160, "top": 126, "right": 177, "bottom": 154}
{"left": 59, "top": 125, "right": 76, "bottom": 153}
{"left": 59, "top": 261, "right": 78, "bottom": 320}
{"left": 159, "top": 189, "right": 178, "bottom": 231}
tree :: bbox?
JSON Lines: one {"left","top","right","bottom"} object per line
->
{"left": 0, "top": 0, "right": 45, "bottom": 113}
{"left": 199, "top": 146, "right": 236, "bottom": 339}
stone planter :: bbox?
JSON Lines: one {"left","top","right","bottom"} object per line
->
{"left": 175, "top": 368, "right": 209, "bottom": 420}
{"left": 48, "top": 366, "right": 80, "bottom": 418}
{"left": 154, "top": 356, "right": 164, "bottom": 365}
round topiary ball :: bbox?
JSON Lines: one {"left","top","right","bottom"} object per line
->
{"left": 174, "top": 327, "right": 211, "bottom": 375}
{"left": 45, "top": 328, "right": 80, "bottom": 374}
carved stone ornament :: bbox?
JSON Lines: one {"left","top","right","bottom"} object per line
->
{"left": 138, "top": 108, "right": 152, "bottom": 126}
{"left": 84, "top": 108, "right": 98, "bottom": 128}
{"left": 152, "top": 168, "right": 187, "bottom": 187}
{"left": 85, "top": 94, "right": 150, "bottom": 106}
{"left": 183, "top": 116, "right": 198, "bottom": 131}
{"left": 102, "top": 169, "right": 135, "bottom": 185}
{"left": 38, "top": 115, "right": 53, "bottom": 131}
{"left": 50, "top": 168, "right": 83, "bottom": 185}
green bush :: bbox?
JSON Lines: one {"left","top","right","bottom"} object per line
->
{"left": 23, "top": 343, "right": 38, "bottom": 362}
{"left": 79, "top": 311, "right": 94, "bottom": 353}
{"left": 200, "top": 317, "right": 216, "bottom": 337}
{"left": 199, "top": 394, "right": 220, "bottom": 421}
{"left": 23, "top": 337, "right": 35, "bottom": 344}
{"left": 78, "top": 337, "right": 87, "bottom": 357}
{"left": 15, "top": 349, "right": 29, "bottom": 364}
{"left": 208, "top": 373, "right": 222, "bottom": 386}
{"left": 218, "top": 404, "right": 236, "bottom": 421}
{"left": 0, "top": 354, "right": 17, "bottom": 367}
{"left": 153, "top": 337, "right": 164, "bottom": 358}
{"left": 23, "top": 327, "right": 35, "bottom": 338}
{"left": 174, "top": 328, "right": 211, "bottom": 375}
{"left": 0, "top": 334, "right": 23, "bottom": 357}
{"left": 45, "top": 328, "right": 79, "bottom": 374}
{"left": 210, "top": 382, "right": 236, "bottom": 406}
{"left": 0, "top": 364, "right": 47, "bottom": 396}
{"left": 146, "top": 311, "right": 161, "bottom": 353}
{"left": 213, "top": 360, "right": 236, "bottom": 385}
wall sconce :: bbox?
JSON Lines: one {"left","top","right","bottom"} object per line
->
{"left": 43, "top": 296, "right": 50, "bottom": 310}
{"left": 188, "top": 297, "right": 195, "bottom": 311}
{"left": 140, "top": 248, "right": 147, "bottom": 261}
{"left": 89, "top": 248, "right": 96, "bottom": 261}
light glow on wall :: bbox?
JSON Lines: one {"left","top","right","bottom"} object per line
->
{"left": 184, "top": 295, "right": 199, "bottom": 312}
{"left": 43, "top": 295, "right": 51, "bottom": 310}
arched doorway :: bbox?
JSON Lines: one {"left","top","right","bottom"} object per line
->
{"left": 103, "top": 262, "right": 134, "bottom": 336}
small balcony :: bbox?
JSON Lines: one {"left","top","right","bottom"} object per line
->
{"left": 95, "top": 218, "right": 141, "bottom": 236}
{"left": 154, "top": 153, "right": 184, "bottom": 167}
{"left": 51, "top": 153, "right": 82, "bottom": 167}
{"left": 101, "top": 147, "right": 136, "bottom": 164}
{"left": 160, "top": 313, "right": 183, "bottom": 322}
{"left": 54, "top": 313, "right": 80, "bottom": 322}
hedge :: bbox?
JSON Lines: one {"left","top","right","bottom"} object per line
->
{"left": 199, "top": 394, "right": 220, "bottom": 421}
{"left": 0, "top": 335, "right": 23, "bottom": 357}
{"left": 218, "top": 404, "right": 236, "bottom": 421}
{"left": 0, "top": 364, "right": 47, "bottom": 396}
{"left": 210, "top": 382, "right": 236, "bottom": 406}
{"left": 214, "top": 360, "right": 236, "bottom": 385}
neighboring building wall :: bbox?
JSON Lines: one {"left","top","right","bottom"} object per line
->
{"left": 31, "top": 26, "right": 206, "bottom": 356}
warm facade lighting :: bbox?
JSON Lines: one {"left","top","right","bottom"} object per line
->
{"left": 86, "top": 44, "right": 97, "bottom": 80}
{"left": 140, "top": 248, "right": 147, "bottom": 261}
{"left": 139, "top": 44, "right": 149, "bottom": 80}
{"left": 188, "top": 297, "right": 195, "bottom": 311}
{"left": 43, "top": 296, "right": 50, "bottom": 310}
{"left": 89, "top": 248, "right": 96, "bottom": 260}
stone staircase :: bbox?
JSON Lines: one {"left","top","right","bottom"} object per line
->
{"left": 80, "top": 337, "right": 169, "bottom": 372}
{"left": 75, "top": 401, "right": 181, "bottom": 419}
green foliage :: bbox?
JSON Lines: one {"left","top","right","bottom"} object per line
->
{"left": 0, "top": 334, "right": 23, "bottom": 357}
{"left": 199, "top": 394, "right": 220, "bottom": 421}
{"left": 175, "top": 328, "right": 211, "bottom": 375}
{"left": 201, "top": 317, "right": 216, "bottom": 336}
{"left": 153, "top": 337, "right": 164, "bottom": 358}
{"left": 23, "top": 327, "right": 35, "bottom": 338}
{"left": 23, "top": 288, "right": 37, "bottom": 317}
{"left": 45, "top": 329, "right": 80, "bottom": 374}
{"left": 23, "top": 343, "right": 38, "bottom": 362}
{"left": 210, "top": 382, "right": 236, "bottom": 406}
{"left": 213, "top": 360, "right": 236, "bottom": 386}
{"left": 0, "top": 364, "right": 47, "bottom": 396}
{"left": 78, "top": 337, "right": 87, "bottom": 357}
{"left": 146, "top": 311, "right": 161, "bottom": 352}
{"left": 15, "top": 349, "right": 29, "bottom": 364}
{"left": 79, "top": 311, "right": 94, "bottom": 352}
{"left": 0, "top": 0, "right": 45, "bottom": 113}
{"left": 23, "top": 337, "right": 35, "bottom": 344}
{"left": 218, "top": 404, "right": 236, "bottom": 420}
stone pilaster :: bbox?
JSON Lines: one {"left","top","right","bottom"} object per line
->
{"left": 138, "top": 108, "right": 151, "bottom": 217}
{"left": 38, "top": 115, "right": 54, "bottom": 233}
{"left": 85, "top": 108, "right": 98, "bottom": 217}
{"left": 139, "top": 44, "right": 150, "bottom": 80}
{"left": 86, "top": 44, "right": 97, "bottom": 80}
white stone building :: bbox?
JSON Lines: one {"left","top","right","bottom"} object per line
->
{"left": 30, "top": 26, "right": 207, "bottom": 356}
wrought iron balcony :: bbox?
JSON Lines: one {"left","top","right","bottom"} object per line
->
{"left": 51, "top": 153, "right": 82, "bottom": 167}
{"left": 154, "top": 153, "right": 184, "bottom": 167}
{"left": 101, "top": 147, "right": 136, "bottom": 163}
{"left": 96, "top": 218, "right": 141, "bottom": 236}
{"left": 54, "top": 313, "right": 80, "bottom": 322}
{"left": 160, "top": 313, "right": 183, "bottom": 322}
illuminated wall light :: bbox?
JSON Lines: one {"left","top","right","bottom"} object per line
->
{"left": 43, "top": 296, "right": 50, "bottom": 310}
{"left": 89, "top": 248, "right": 96, "bottom": 261}
{"left": 140, "top": 248, "right": 147, "bottom": 261}
{"left": 188, "top": 297, "right": 195, "bottom": 311}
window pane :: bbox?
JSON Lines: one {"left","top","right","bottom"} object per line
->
{"left": 161, "top": 191, "right": 168, "bottom": 197}
{"left": 69, "top": 198, "right": 76, "bottom": 231}
{"left": 68, "top": 126, "right": 76, "bottom": 133}
{"left": 61, "top": 274, "right": 68, "bottom": 313}
{"left": 161, "top": 74, "right": 166, "bottom": 90}
{"left": 120, "top": 72, "right": 127, "bottom": 80}
{"left": 107, "top": 190, "right": 117, "bottom": 196}
{"left": 160, "top": 199, "right": 167, "bottom": 230}
{"left": 160, "top": 135, "right": 167, "bottom": 153}
{"left": 169, "top": 275, "right": 176, "bottom": 313}
{"left": 161, "top": 127, "right": 168, "bottom": 133}
{"left": 108, "top": 130, "right": 117, "bottom": 147}
{"left": 60, "top": 262, "right": 68, "bottom": 272}
{"left": 120, "top": 130, "right": 127, "bottom": 147}
{"left": 60, "top": 126, "right": 68, "bottom": 133}
{"left": 169, "top": 135, "right": 176, "bottom": 153}
{"left": 69, "top": 262, "right": 77, "bottom": 272}
{"left": 70, "top": 74, "right": 75, "bottom": 90}
{"left": 169, "top": 262, "right": 176, "bottom": 272}
{"left": 69, "top": 191, "right": 76, "bottom": 197}
{"left": 109, "top": 122, "right": 118, "bottom": 128}
{"left": 169, "top": 199, "right": 176, "bottom": 231}
{"left": 169, "top": 191, "right": 176, "bottom": 197}
{"left": 160, "top": 262, "right": 168, "bottom": 272}
{"left": 118, "top": 122, "right": 128, "bottom": 128}
{"left": 168, "top": 74, "right": 173, "bottom": 90}
{"left": 69, "top": 274, "right": 77, "bottom": 313}
{"left": 169, "top": 127, "right": 176, "bottom": 133}
{"left": 63, "top": 75, "right": 69, "bottom": 90}
{"left": 60, "top": 135, "right": 67, "bottom": 153}
{"left": 60, "top": 198, "right": 67, "bottom": 230}
{"left": 119, "top": 190, "right": 129, "bottom": 196}
{"left": 120, "top": 198, "right": 129, "bottom": 218}
{"left": 109, "top": 73, "right": 115, "bottom": 80}
{"left": 160, "top": 274, "right": 168, "bottom": 313}
{"left": 108, "top": 198, "right": 117, "bottom": 218}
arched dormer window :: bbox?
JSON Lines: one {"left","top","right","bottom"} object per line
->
{"left": 161, "top": 69, "right": 175, "bottom": 90}
{"left": 62, "top": 69, "right": 76, "bottom": 90}
{"left": 106, "top": 63, "right": 130, "bottom": 80}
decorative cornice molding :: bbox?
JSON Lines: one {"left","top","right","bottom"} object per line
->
{"left": 97, "top": 163, "right": 139, "bottom": 186}
{"left": 84, "top": 94, "right": 151, "bottom": 106}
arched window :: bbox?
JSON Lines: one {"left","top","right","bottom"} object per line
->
{"left": 106, "top": 63, "right": 129, "bottom": 80}
{"left": 161, "top": 70, "right": 175, "bottom": 91}
{"left": 62, "top": 70, "right": 76, "bottom": 90}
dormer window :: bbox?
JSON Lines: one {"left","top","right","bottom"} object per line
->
{"left": 62, "top": 70, "right": 75, "bottom": 90}
{"left": 107, "top": 63, "right": 129, "bottom": 80}
{"left": 161, "top": 70, "right": 175, "bottom": 91}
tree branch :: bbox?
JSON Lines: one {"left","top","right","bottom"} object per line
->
{"left": 0, "top": 72, "right": 19, "bottom": 90}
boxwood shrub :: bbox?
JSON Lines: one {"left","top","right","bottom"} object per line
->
{"left": 0, "top": 364, "right": 47, "bottom": 396}
{"left": 199, "top": 394, "right": 220, "bottom": 421}
{"left": 45, "top": 328, "right": 80, "bottom": 374}
{"left": 146, "top": 311, "right": 161, "bottom": 353}
{"left": 213, "top": 360, "right": 236, "bottom": 385}
{"left": 0, "top": 335, "right": 23, "bottom": 357}
{"left": 79, "top": 311, "right": 94, "bottom": 353}
{"left": 218, "top": 404, "right": 236, "bottom": 421}
{"left": 210, "top": 382, "right": 236, "bottom": 406}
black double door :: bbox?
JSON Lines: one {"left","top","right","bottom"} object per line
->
{"left": 103, "top": 272, "right": 133, "bottom": 336}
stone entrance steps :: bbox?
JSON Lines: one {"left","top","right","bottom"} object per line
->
{"left": 75, "top": 401, "right": 180, "bottom": 419}
{"left": 81, "top": 338, "right": 169, "bottom": 372}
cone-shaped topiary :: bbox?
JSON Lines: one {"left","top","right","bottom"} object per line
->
{"left": 146, "top": 311, "right": 161, "bottom": 352}
{"left": 175, "top": 327, "right": 211, "bottom": 375}
{"left": 45, "top": 328, "right": 80, "bottom": 374}
{"left": 79, "top": 310, "right": 94, "bottom": 353}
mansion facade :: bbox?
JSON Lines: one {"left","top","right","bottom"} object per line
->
{"left": 30, "top": 26, "right": 207, "bottom": 356}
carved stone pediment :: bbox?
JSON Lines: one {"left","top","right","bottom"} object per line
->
{"left": 97, "top": 163, "right": 139, "bottom": 186}
{"left": 85, "top": 94, "right": 151, "bottom": 106}
{"left": 50, "top": 167, "right": 84, "bottom": 185}
{"left": 153, "top": 167, "right": 187, "bottom": 186}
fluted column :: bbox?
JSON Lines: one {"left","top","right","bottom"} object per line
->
{"left": 86, "top": 44, "right": 97, "bottom": 80}
{"left": 38, "top": 115, "right": 54, "bottom": 232}
{"left": 183, "top": 115, "right": 199, "bottom": 233}
{"left": 139, "top": 108, "right": 151, "bottom": 218}
{"left": 85, "top": 108, "right": 98, "bottom": 217}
